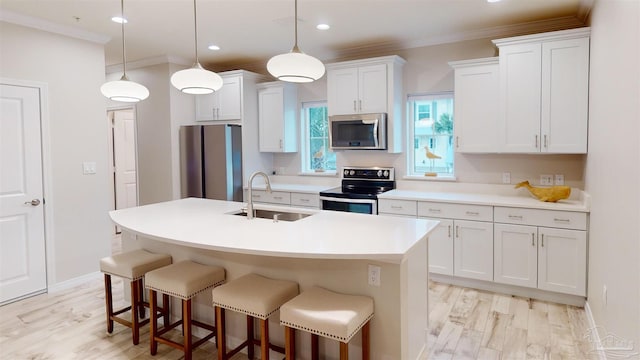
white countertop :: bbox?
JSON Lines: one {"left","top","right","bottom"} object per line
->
{"left": 378, "top": 189, "right": 590, "bottom": 212}
{"left": 109, "top": 198, "right": 437, "bottom": 264}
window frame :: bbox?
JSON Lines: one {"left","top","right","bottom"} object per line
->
{"left": 406, "top": 92, "right": 456, "bottom": 180}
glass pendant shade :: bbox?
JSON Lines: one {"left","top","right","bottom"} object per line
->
{"left": 267, "top": 48, "right": 325, "bottom": 83}
{"left": 171, "top": 63, "right": 223, "bottom": 94}
{"left": 101, "top": 76, "right": 149, "bottom": 102}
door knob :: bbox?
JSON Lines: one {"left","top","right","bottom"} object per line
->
{"left": 24, "top": 199, "right": 41, "bottom": 206}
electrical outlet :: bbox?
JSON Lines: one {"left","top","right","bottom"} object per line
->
{"left": 82, "top": 161, "right": 97, "bottom": 175}
{"left": 368, "top": 264, "right": 381, "bottom": 287}
{"left": 540, "top": 174, "right": 553, "bottom": 186}
{"left": 502, "top": 172, "right": 511, "bottom": 184}
{"left": 603, "top": 285, "right": 607, "bottom": 306}
{"left": 554, "top": 174, "right": 565, "bottom": 185}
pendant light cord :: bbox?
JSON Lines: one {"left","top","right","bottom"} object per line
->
{"left": 120, "top": 0, "right": 127, "bottom": 77}
{"left": 193, "top": 0, "right": 199, "bottom": 63}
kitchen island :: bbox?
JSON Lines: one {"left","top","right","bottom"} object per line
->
{"left": 110, "top": 198, "right": 438, "bottom": 360}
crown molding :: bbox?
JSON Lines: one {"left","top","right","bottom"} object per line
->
{"left": 0, "top": 9, "right": 110, "bottom": 44}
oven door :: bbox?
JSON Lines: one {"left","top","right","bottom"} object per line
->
{"left": 319, "top": 196, "right": 377, "bottom": 215}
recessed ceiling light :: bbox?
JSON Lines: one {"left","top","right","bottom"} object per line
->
{"left": 487, "top": 0, "right": 501, "bottom": 2}
{"left": 316, "top": 24, "right": 330, "bottom": 30}
{"left": 111, "top": 16, "right": 128, "bottom": 24}
{"left": 208, "top": 44, "right": 220, "bottom": 51}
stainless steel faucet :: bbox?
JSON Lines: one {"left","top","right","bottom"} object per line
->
{"left": 246, "top": 171, "right": 272, "bottom": 220}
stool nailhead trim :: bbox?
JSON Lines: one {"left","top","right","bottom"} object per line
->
{"left": 212, "top": 301, "right": 281, "bottom": 320}
{"left": 281, "top": 312, "right": 374, "bottom": 343}
{"left": 147, "top": 279, "right": 225, "bottom": 300}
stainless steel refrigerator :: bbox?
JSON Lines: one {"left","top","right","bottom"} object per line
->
{"left": 180, "top": 124, "right": 243, "bottom": 201}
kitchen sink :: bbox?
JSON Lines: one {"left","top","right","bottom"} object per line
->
{"left": 232, "top": 209, "right": 312, "bottom": 222}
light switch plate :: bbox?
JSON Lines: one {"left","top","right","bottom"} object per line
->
{"left": 540, "top": 174, "right": 553, "bottom": 186}
{"left": 502, "top": 172, "right": 511, "bottom": 184}
{"left": 554, "top": 174, "right": 565, "bottom": 185}
{"left": 83, "top": 162, "right": 97, "bottom": 175}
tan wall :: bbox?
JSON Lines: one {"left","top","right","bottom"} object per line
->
{"left": 0, "top": 22, "right": 111, "bottom": 284}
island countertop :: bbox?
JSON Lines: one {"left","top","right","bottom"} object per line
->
{"left": 109, "top": 198, "right": 438, "bottom": 264}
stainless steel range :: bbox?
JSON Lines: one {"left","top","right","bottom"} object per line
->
{"left": 319, "top": 167, "right": 395, "bottom": 215}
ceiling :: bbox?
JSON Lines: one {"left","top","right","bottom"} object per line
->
{"left": 0, "top": 0, "right": 591, "bottom": 73}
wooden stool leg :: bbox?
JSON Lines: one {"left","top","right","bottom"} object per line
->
{"left": 311, "top": 334, "right": 319, "bottom": 360}
{"left": 149, "top": 289, "right": 158, "bottom": 355}
{"left": 162, "top": 293, "right": 170, "bottom": 327}
{"left": 284, "top": 326, "right": 295, "bottom": 360}
{"left": 362, "top": 321, "right": 370, "bottom": 360}
{"left": 183, "top": 299, "right": 192, "bottom": 360}
{"left": 260, "top": 318, "right": 269, "bottom": 360}
{"left": 340, "top": 342, "right": 349, "bottom": 360}
{"left": 137, "top": 279, "right": 145, "bottom": 319}
{"left": 215, "top": 306, "right": 226, "bottom": 360}
{"left": 130, "top": 280, "right": 140, "bottom": 345}
{"left": 247, "top": 315, "right": 254, "bottom": 359}
{"left": 104, "top": 274, "right": 114, "bottom": 334}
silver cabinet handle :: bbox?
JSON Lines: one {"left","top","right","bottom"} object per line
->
{"left": 466, "top": 211, "right": 479, "bottom": 216}
{"left": 252, "top": 194, "right": 261, "bottom": 198}
{"left": 508, "top": 215, "right": 523, "bottom": 220}
{"left": 541, "top": 234, "right": 544, "bottom": 247}
{"left": 554, "top": 218, "right": 570, "bottom": 223}
{"left": 428, "top": 208, "right": 441, "bottom": 213}
{"left": 544, "top": 134, "right": 548, "bottom": 148}
{"left": 353, "top": 100, "right": 357, "bottom": 112}
{"left": 455, "top": 225, "right": 459, "bottom": 238}
{"left": 279, "top": 139, "right": 283, "bottom": 149}
{"left": 273, "top": 196, "right": 283, "bottom": 200}
{"left": 25, "top": 199, "right": 41, "bottom": 206}
{"left": 535, "top": 134, "right": 539, "bottom": 148}
{"left": 532, "top": 233, "right": 535, "bottom": 247}
{"left": 299, "top": 198, "right": 310, "bottom": 202}
{"left": 358, "top": 99, "right": 362, "bottom": 111}
{"left": 448, "top": 225, "right": 451, "bottom": 238}
{"left": 456, "top": 136, "right": 459, "bottom": 148}
{"left": 391, "top": 205, "right": 403, "bottom": 209}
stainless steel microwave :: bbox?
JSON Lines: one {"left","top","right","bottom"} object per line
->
{"left": 328, "top": 113, "right": 387, "bottom": 150}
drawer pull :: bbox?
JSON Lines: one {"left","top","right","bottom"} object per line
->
{"left": 391, "top": 205, "right": 403, "bottom": 209}
{"left": 273, "top": 196, "right": 283, "bottom": 200}
{"left": 455, "top": 225, "right": 459, "bottom": 238}
{"left": 554, "top": 218, "right": 570, "bottom": 223}
{"left": 448, "top": 225, "right": 451, "bottom": 238}
{"left": 252, "top": 194, "right": 261, "bottom": 198}
{"left": 299, "top": 198, "right": 310, "bottom": 202}
{"left": 429, "top": 208, "right": 441, "bottom": 213}
{"left": 508, "top": 215, "right": 523, "bottom": 220}
{"left": 541, "top": 234, "right": 544, "bottom": 247}
{"left": 466, "top": 211, "right": 479, "bottom": 216}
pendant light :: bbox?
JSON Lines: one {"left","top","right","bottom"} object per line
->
{"left": 267, "top": 0, "right": 325, "bottom": 83}
{"left": 100, "top": 0, "right": 149, "bottom": 102}
{"left": 170, "top": 0, "right": 223, "bottom": 94}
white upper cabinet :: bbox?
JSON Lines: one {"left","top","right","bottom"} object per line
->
{"left": 196, "top": 75, "right": 242, "bottom": 121}
{"left": 258, "top": 82, "right": 297, "bottom": 153}
{"left": 449, "top": 57, "right": 500, "bottom": 153}
{"left": 493, "top": 28, "right": 590, "bottom": 153}
{"left": 326, "top": 56, "right": 405, "bottom": 153}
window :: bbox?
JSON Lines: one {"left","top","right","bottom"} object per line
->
{"left": 407, "top": 92, "right": 454, "bottom": 177}
{"left": 301, "top": 102, "right": 336, "bottom": 173}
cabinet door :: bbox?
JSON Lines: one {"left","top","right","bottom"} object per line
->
{"left": 358, "top": 64, "right": 388, "bottom": 114}
{"left": 538, "top": 227, "right": 587, "bottom": 296}
{"left": 217, "top": 75, "right": 242, "bottom": 120}
{"left": 258, "top": 86, "right": 284, "bottom": 152}
{"left": 422, "top": 217, "right": 454, "bottom": 276}
{"left": 494, "top": 224, "right": 538, "bottom": 288}
{"left": 498, "top": 43, "right": 542, "bottom": 152}
{"left": 453, "top": 220, "right": 494, "bottom": 281}
{"left": 195, "top": 93, "right": 216, "bottom": 121}
{"left": 541, "top": 37, "right": 589, "bottom": 153}
{"left": 454, "top": 62, "right": 499, "bottom": 153}
{"left": 327, "top": 68, "right": 359, "bottom": 115}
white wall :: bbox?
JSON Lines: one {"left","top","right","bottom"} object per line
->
{"left": 0, "top": 22, "right": 111, "bottom": 284}
{"left": 584, "top": 0, "right": 640, "bottom": 353}
{"left": 272, "top": 38, "right": 588, "bottom": 188}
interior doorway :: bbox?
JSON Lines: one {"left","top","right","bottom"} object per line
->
{"left": 107, "top": 108, "right": 139, "bottom": 236}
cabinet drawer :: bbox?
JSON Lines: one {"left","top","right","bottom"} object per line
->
{"left": 494, "top": 207, "right": 587, "bottom": 230}
{"left": 418, "top": 202, "right": 493, "bottom": 221}
{"left": 290, "top": 192, "right": 319, "bottom": 208}
{"left": 378, "top": 199, "right": 417, "bottom": 216}
{"left": 250, "top": 190, "right": 291, "bottom": 205}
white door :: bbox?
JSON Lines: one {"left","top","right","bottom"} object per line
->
{"left": 327, "top": 67, "right": 359, "bottom": 115}
{"left": 217, "top": 75, "right": 242, "bottom": 120}
{"left": 0, "top": 84, "right": 47, "bottom": 304}
{"left": 258, "top": 86, "right": 284, "bottom": 152}
{"left": 113, "top": 109, "right": 138, "bottom": 211}
{"left": 421, "top": 217, "right": 454, "bottom": 275}
{"left": 538, "top": 227, "right": 587, "bottom": 296}
{"left": 358, "top": 64, "right": 387, "bottom": 114}
{"left": 453, "top": 220, "right": 494, "bottom": 281}
{"left": 494, "top": 223, "right": 538, "bottom": 288}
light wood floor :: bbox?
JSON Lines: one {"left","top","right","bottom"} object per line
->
{"left": 0, "top": 235, "right": 599, "bottom": 359}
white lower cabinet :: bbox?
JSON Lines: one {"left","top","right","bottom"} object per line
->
{"left": 494, "top": 207, "right": 587, "bottom": 296}
{"left": 453, "top": 220, "right": 494, "bottom": 281}
{"left": 247, "top": 189, "right": 319, "bottom": 209}
{"left": 420, "top": 217, "right": 454, "bottom": 275}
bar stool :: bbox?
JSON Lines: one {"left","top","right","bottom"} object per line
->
{"left": 280, "top": 287, "right": 374, "bottom": 360}
{"left": 100, "top": 249, "right": 172, "bottom": 345}
{"left": 211, "top": 273, "right": 299, "bottom": 360}
{"left": 145, "top": 260, "right": 225, "bottom": 360}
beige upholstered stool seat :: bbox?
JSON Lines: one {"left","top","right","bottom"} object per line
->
{"left": 280, "top": 287, "right": 374, "bottom": 360}
{"left": 212, "top": 273, "right": 299, "bottom": 360}
{"left": 100, "top": 249, "right": 172, "bottom": 281}
{"left": 99, "top": 249, "right": 172, "bottom": 345}
{"left": 145, "top": 260, "right": 225, "bottom": 360}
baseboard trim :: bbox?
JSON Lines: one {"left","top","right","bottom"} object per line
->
{"left": 48, "top": 271, "right": 102, "bottom": 293}
{"left": 584, "top": 301, "right": 607, "bottom": 360}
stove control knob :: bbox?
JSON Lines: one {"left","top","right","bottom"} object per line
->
{"left": 384, "top": 170, "right": 389, "bottom": 177}
{"left": 349, "top": 170, "right": 355, "bottom": 176}
{"left": 344, "top": 169, "right": 349, "bottom": 176}
{"left": 377, "top": 170, "right": 383, "bottom": 177}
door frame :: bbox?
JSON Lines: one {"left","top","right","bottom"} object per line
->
{"left": 1, "top": 77, "right": 54, "bottom": 290}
